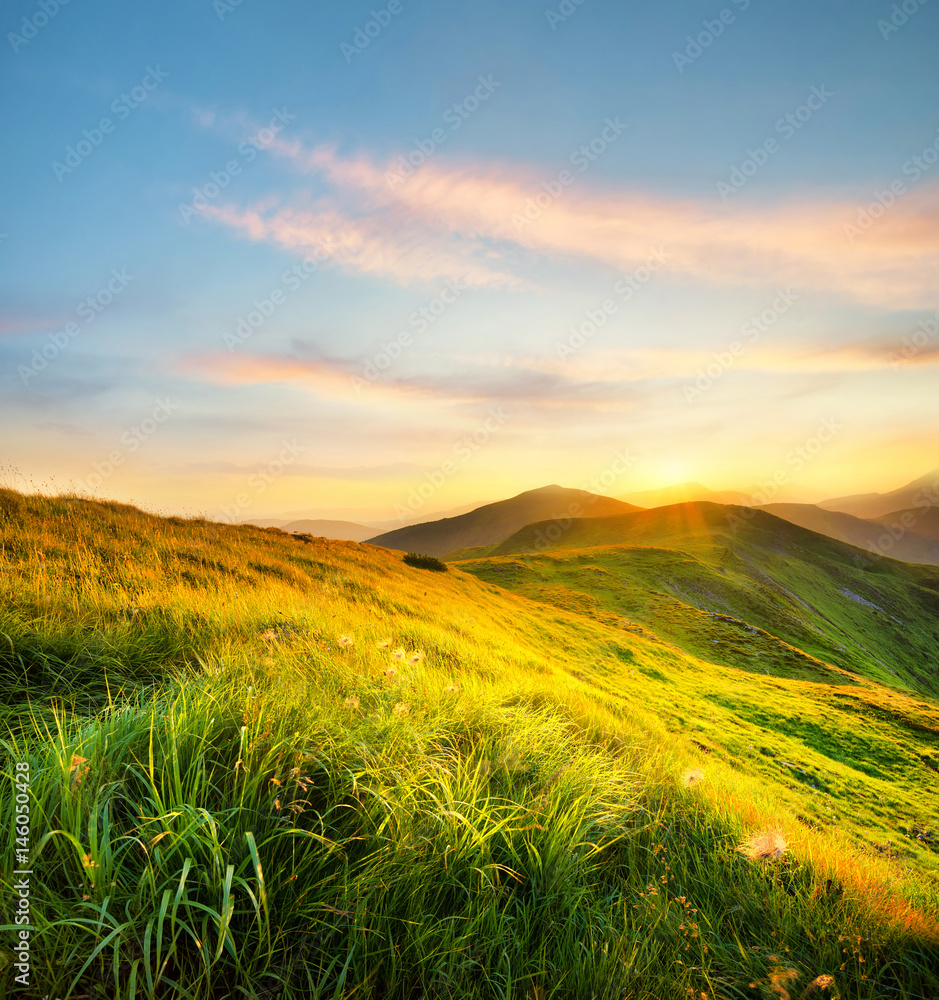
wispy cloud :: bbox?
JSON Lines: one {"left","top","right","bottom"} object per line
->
{"left": 199, "top": 138, "right": 939, "bottom": 308}
{"left": 177, "top": 347, "right": 645, "bottom": 412}
{"left": 33, "top": 420, "right": 94, "bottom": 436}
{"left": 201, "top": 201, "right": 520, "bottom": 289}
{"left": 0, "top": 312, "right": 71, "bottom": 337}
{"left": 505, "top": 337, "right": 939, "bottom": 380}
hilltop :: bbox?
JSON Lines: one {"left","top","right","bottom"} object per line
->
{"left": 366, "top": 484, "right": 641, "bottom": 557}
{"left": 1, "top": 488, "right": 937, "bottom": 999}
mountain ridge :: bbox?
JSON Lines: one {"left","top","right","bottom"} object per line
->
{"left": 817, "top": 467, "right": 939, "bottom": 519}
{"left": 760, "top": 502, "right": 939, "bottom": 566}
{"left": 366, "top": 485, "right": 642, "bottom": 557}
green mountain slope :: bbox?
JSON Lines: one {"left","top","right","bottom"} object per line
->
{"left": 1, "top": 489, "right": 938, "bottom": 999}
{"left": 367, "top": 484, "right": 641, "bottom": 557}
{"left": 465, "top": 501, "right": 939, "bottom": 698}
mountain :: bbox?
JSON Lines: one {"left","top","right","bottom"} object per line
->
{"left": 365, "top": 485, "right": 642, "bottom": 558}
{"left": 366, "top": 500, "right": 491, "bottom": 533}
{"left": 461, "top": 500, "right": 939, "bottom": 697}
{"left": 818, "top": 468, "right": 939, "bottom": 519}
{"left": 619, "top": 481, "right": 755, "bottom": 507}
{"left": 278, "top": 519, "right": 375, "bottom": 541}
{"left": 871, "top": 506, "right": 939, "bottom": 542}
{"left": 760, "top": 502, "right": 939, "bottom": 566}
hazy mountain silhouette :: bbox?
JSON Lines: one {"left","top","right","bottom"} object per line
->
{"left": 619, "top": 481, "right": 756, "bottom": 507}
{"left": 818, "top": 468, "right": 939, "bottom": 519}
{"left": 366, "top": 485, "right": 641, "bottom": 558}
{"left": 760, "top": 502, "right": 939, "bottom": 566}
{"left": 277, "top": 519, "right": 375, "bottom": 541}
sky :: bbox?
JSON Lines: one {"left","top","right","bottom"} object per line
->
{"left": 2, "top": 0, "right": 938, "bottom": 522}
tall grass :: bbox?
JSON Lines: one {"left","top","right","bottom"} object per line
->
{"left": 1, "top": 489, "right": 937, "bottom": 998}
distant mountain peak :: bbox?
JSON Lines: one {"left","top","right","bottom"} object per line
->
{"left": 366, "top": 485, "right": 640, "bottom": 557}
{"left": 518, "top": 484, "right": 575, "bottom": 496}
{"left": 818, "top": 467, "right": 939, "bottom": 519}
{"left": 620, "top": 482, "right": 754, "bottom": 508}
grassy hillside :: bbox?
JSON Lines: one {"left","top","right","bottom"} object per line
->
{"left": 367, "top": 485, "right": 641, "bottom": 558}
{"left": 474, "top": 502, "right": 939, "bottom": 698}
{"left": 1, "top": 489, "right": 938, "bottom": 999}
{"left": 760, "top": 503, "right": 939, "bottom": 566}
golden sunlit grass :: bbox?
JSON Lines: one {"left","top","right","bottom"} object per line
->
{"left": 0, "top": 488, "right": 937, "bottom": 999}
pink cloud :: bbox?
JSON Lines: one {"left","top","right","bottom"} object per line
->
{"left": 509, "top": 338, "right": 939, "bottom": 380}
{"left": 202, "top": 201, "right": 519, "bottom": 289}
{"left": 177, "top": 349, "right": 645, "bottom": 412}
{"left": 200, "top": 138, "right": 939, "bottom": 309}
{"left": 0, "top": 312, "right": 72, "bottom": 336}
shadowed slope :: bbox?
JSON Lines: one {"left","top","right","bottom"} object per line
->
{"left": 367, "top": 485, "right": 641, "bottom": 557}
{"left": 761, "top": 502, "right": 939, "bottom": 565}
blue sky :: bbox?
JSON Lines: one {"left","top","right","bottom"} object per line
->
{"left": 2, "top": 0, "right": 938, "bottom": 520}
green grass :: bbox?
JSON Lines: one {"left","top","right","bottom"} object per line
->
{"left": 474, "top": 503, "right": 939, "bottom": 698}
{"left": 1, "top": 489, "right": 938, "bottom": 999}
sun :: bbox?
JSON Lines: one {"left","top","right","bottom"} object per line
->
{"left": 658, "top": 459, "right": 690, "bottom": 483}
